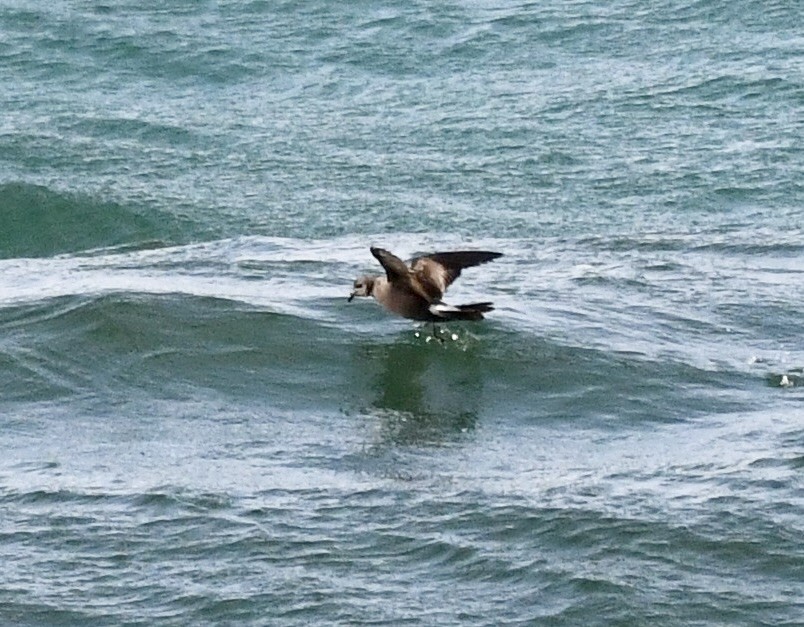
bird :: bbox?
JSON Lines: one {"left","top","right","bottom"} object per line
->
{"left": 348, "top": 246, "right": 502, "bottom": 324}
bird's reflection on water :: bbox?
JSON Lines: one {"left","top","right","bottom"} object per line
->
{"left": 352, "top": 329, "right": 486, "bottom": 446}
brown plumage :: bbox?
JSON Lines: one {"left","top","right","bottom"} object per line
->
{"left": 348, "top": 247, "right": 502, "bottom": 322}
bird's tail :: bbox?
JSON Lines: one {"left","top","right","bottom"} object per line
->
{"left": 430, "top": 302, "right": 495, "bottom": 321}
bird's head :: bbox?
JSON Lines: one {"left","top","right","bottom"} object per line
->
{"left": 348, "top": 275, "right": 375, "bottom": 302}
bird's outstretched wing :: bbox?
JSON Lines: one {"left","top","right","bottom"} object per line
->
{"left": 370, "top": 247, "right": 408, "bottom": 279}
{"left": 370, "top": 246, "right": 434, "bottom": 302}
{"left": 410, "top": 251, "right": 502, "bottom": 300}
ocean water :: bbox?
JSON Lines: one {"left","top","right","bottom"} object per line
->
{"left": 1, "top": 0, "right": 802, "bottom": 624}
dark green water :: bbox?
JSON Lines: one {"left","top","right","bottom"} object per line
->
{"left": 1, "top": 1, "right": 802, "bottom": 624}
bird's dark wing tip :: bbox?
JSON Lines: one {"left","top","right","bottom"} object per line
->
{"left": 427, "top": 250, "right": 503, "bottom": 270}
{"left": 369, "top": 246, "right": 411, "bottom": 281}
{"left": 477, "top": 251, "right": 503, "bottom": 262}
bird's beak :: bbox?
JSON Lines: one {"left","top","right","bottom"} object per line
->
{"left": 348, "top": 291, "right": 355, "bottom": 302}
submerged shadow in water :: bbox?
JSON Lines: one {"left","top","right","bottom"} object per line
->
{"left": 352, "top": 331, "right": 486, "bottom": 446}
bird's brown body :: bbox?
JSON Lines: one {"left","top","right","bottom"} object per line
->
{"left": 349, "top": 247, "right": 502, "bottom": 322}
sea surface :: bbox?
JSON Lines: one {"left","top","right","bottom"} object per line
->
{"left": 1, "top": 1, "right": 802, "bottom": 624}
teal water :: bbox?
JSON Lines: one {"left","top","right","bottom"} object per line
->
{"left": 1, "top": 1, "right": 802, "bottom": 624}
